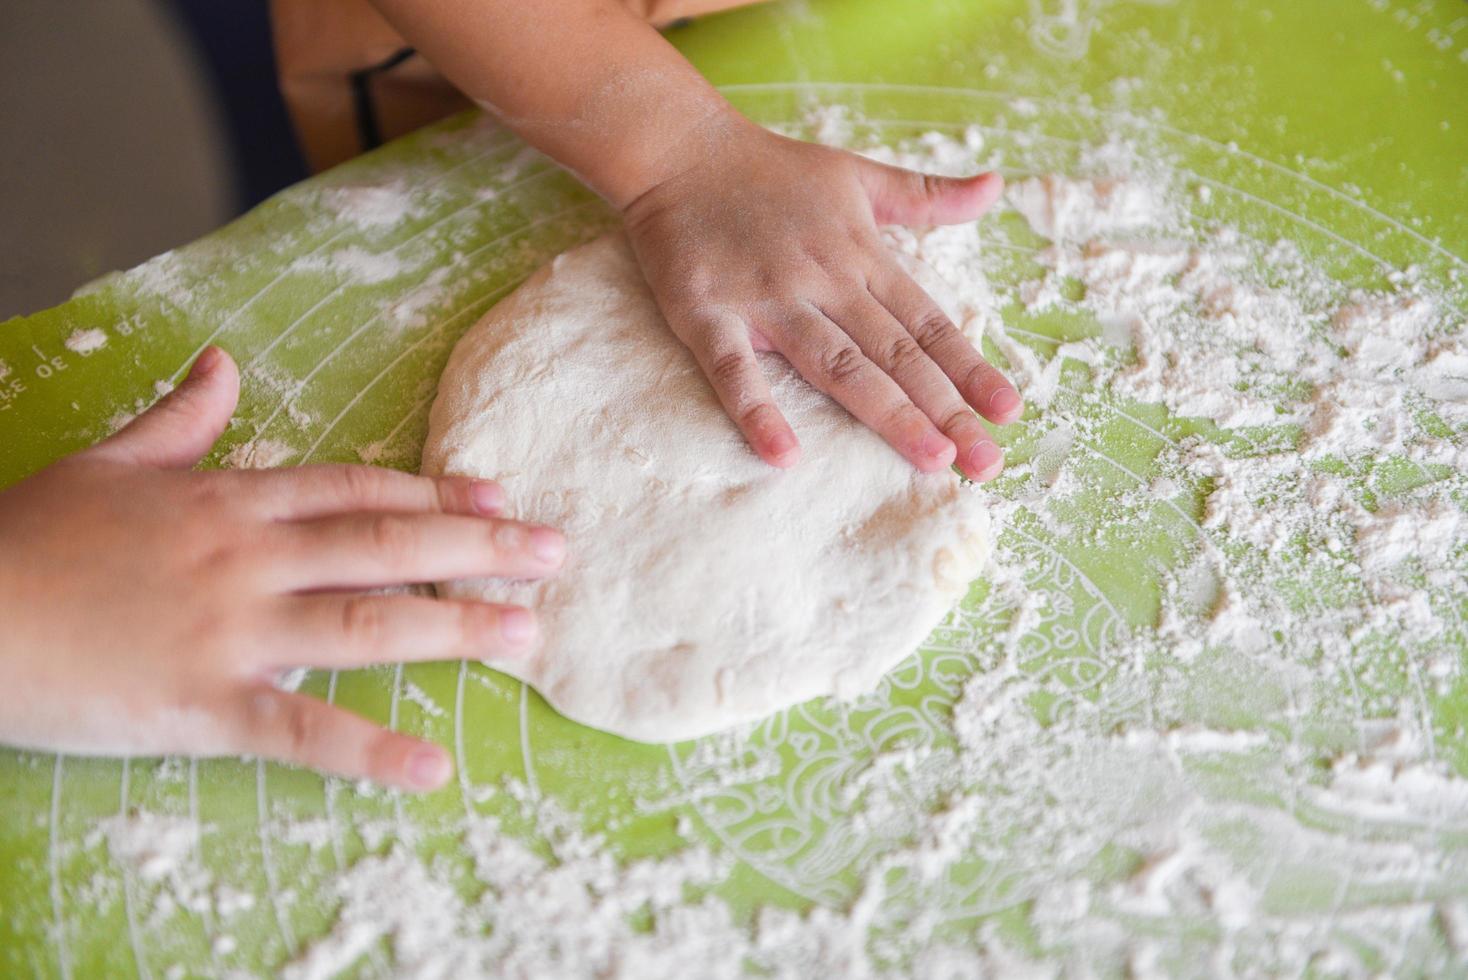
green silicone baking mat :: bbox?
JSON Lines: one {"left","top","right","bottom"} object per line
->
{"left": 2, "top": 0, "right": 1465, "bottom": 975}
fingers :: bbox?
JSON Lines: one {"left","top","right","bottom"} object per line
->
{"left": 874, "top": 263, "right": 1024, "bottom": 427}
{"left": 91, "top": 346, "right": 240, "bottom": 469}
{"left": 276, "top": 594, "right": 537, "bottom": 668}
{"left": 250, "top": 464, "right": 505, "bottom": 521}
{"left": 681, "top": 319, "right": 801, "bottom": 467}
{"left": 233, "top": 688, "right": 453, "bottom": 792}
{"left": 831, "top": 291, "right": 1005, "bottom": 482}
{"left": 856, "top": 160, "right": 1005, "bottom": 227}
{"left": 274, "top": 513, "right": 565, "bottom": 591}
{"left": 776, "top": 307, "right": 956, "bottom": 473}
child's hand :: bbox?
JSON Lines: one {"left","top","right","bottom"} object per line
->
{"left": 363, "top": 1, "right": 1018, "bottom": 474}
{"left": 621, "top": 119, "right": 1022, "bottom": 479}
{"left": 0, "top": 348, "right": 563, "bottom": 791}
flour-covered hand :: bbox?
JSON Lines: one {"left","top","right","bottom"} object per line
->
{"left": 0, "top": 348, "right": 564, "bottom": 791}
{"left": 621, "top": 118, "right": 1022, "bottom": 479}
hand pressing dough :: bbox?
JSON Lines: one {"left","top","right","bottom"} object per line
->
{"left": 422, "top": 233, "right": 989, "bottom": 742}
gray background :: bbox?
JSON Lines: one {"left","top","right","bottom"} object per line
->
{"left": 0, "top": 1, "right": 307, "bottom": 319}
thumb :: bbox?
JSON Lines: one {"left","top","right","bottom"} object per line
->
{"left": 859, "top": 161, "right": 1004, "bottom": 227}
{"left": 92, "top": 346, "right": 240, "bottom": 468}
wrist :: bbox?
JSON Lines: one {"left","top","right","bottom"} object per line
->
{"left": 610, "top": 100, "right": 761, "bottom": 214}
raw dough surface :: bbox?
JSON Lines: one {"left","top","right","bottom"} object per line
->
{"left": 422, "top": 233, "right": 989, "bottom": 742}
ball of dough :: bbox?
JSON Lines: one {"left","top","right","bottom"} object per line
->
{"left": 422, "top": 233, "right": 989, "bottom": 742}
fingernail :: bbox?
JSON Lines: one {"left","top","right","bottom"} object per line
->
{"left": 190, "top": 346, "right": 221, "bottom": 379}
{"left": 765, "top": 432, "right": 801, "bottom": 468}
{"left": 471, "top": 480, "right": 505, "bottom": 514}
{"left": 968, "top": 440, "right": 1004, "bottom": 480}
{"left": 499, "top": 606, "right": 537, "bottom": 645}
{"left": 530, "top": 527, "right": 564, "bottom": 564}
{"left": 921, "top": 430, "right": 955, "bottom": 461}
{"left": 406, "top": 747, "right": 451, "bottom": 789}
{"left": 987, "top": 388, "right": 1023, "bottom": 420}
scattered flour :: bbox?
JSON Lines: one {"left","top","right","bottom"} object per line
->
{"left": 280, "top": 784, "right": 1032, "bottom": 980}
{"left": 296, "top": 246, "right": 409, "bottom": 286}
{"left": 281, "top": 121, "right": 1467, "bottom": 975}
{"left": 400, "top": 681, "right": 446, "bottom": 719}
{"left": 1008, "top": 173, "right": 1165, "bottom": 242}
{"left": 316, "top": 181, "right": 420, "bottom": 233}
{"left": 93, "top": 812, "right": 199, "bottom": 884}
{"left": 64, "top": 328, "right": 108, "bottom": 355}
{"left": 386, "top": 267, "right": 455, "bottom": 333}
{"left": 89, "top": 811, "right": 216, "bottom": 930}
{"left": 222, "top": 438, "right": 296, "bottom": 470}
{"left": 73, "top": 111, "right": 1468, "bottom": 978}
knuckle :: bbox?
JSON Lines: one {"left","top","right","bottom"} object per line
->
{"left": 817, "top": 343, "right": 867, "bottom": 387}
{"left": 738, "top": 400, "right": 774, "bottom": 429}
{"left": 338, "top": 596, "right": 386, "bottom": 647}
{"left": 282, "top": 700, "right": 317, "bottom": 756}
{"left": 187, "top": 477, "right": 233, "bottom": 512}
{"left": 848, "top": 224, "right": 880, "bottom": 249}
{"left": 684, "top": 268, "right": 717, "bottom": 301}
{"left": 754, "top": 266, "right": 782, "bottom": 294}
{"left": 707, "top": 349, "right": 749, "bottom": 389}
{"left": 238, "top": 690, "right": 315, "bottom": 757}
{"left": 187, "top": 605, "right": 236, "bottom": 650}
{"left": 803, "top": 244, "right": 843, "bottom": 275}
{"left": 337, "top": 465, "right": 383, "bottom": 507}
{"left": 909, "top": 309, "right": 956, "bottom": 350}
{"left": 199, "top": 538, "right": 254, "bottom": 583}
{"left": 884, "top": 401, "right": 923, "bottom": 432}
{"left": 367, "top": 515, "right": 417, "bottom": 564}
{"left": 939, "top": 407, "right": 978, "bottom": 434}
{"left": 657, "top": 264, "right": 717, "bottom": 308}
{"left": 885, "top": 335, "right": 927, "bottom": 374}
{"left": 432, "top": 476, "right": 463, "bottom": 513}
{"left": 663, "top": 299, "right": 718, "bottom": 342}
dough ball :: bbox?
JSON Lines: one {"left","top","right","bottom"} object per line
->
{"left": 422, "top": 233, "right": 989, "bottom": 742}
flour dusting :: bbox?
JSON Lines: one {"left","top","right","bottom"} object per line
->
{"left": 71, "top": 108, "right": 1468, "bottom": 978}
{"left": 64, "top": 328, "right": 108, "bottom": 355}
{"left": 222, "top": 439, "right": 296, "bottom": 470}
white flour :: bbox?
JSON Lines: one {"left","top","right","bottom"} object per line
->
{"left": 64, "top": 327, "right": 108, "bottom": 355}
{"left": 221, "top": 438, "right": 296, "bottom": 470}
{"left": 281, "top": 785, "right": 1019, "bottom": 980}
{"left": 315, "top": 181, "right": 422, "bottom": 233}
{"left": 77, "top": 111, "right": 1468, "bottom": 977}
{"left": 296, "top": 246, "right": 409, "bottom": 286}
{"left": 93, "top": 812, "right": 199, "bottom": 885}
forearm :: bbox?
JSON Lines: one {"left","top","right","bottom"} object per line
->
{"left": 372, "top": 1, "right": 1021, "bottom": 485}
{"left": 368, "top": 0, "right": 747, "bottom": 208}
